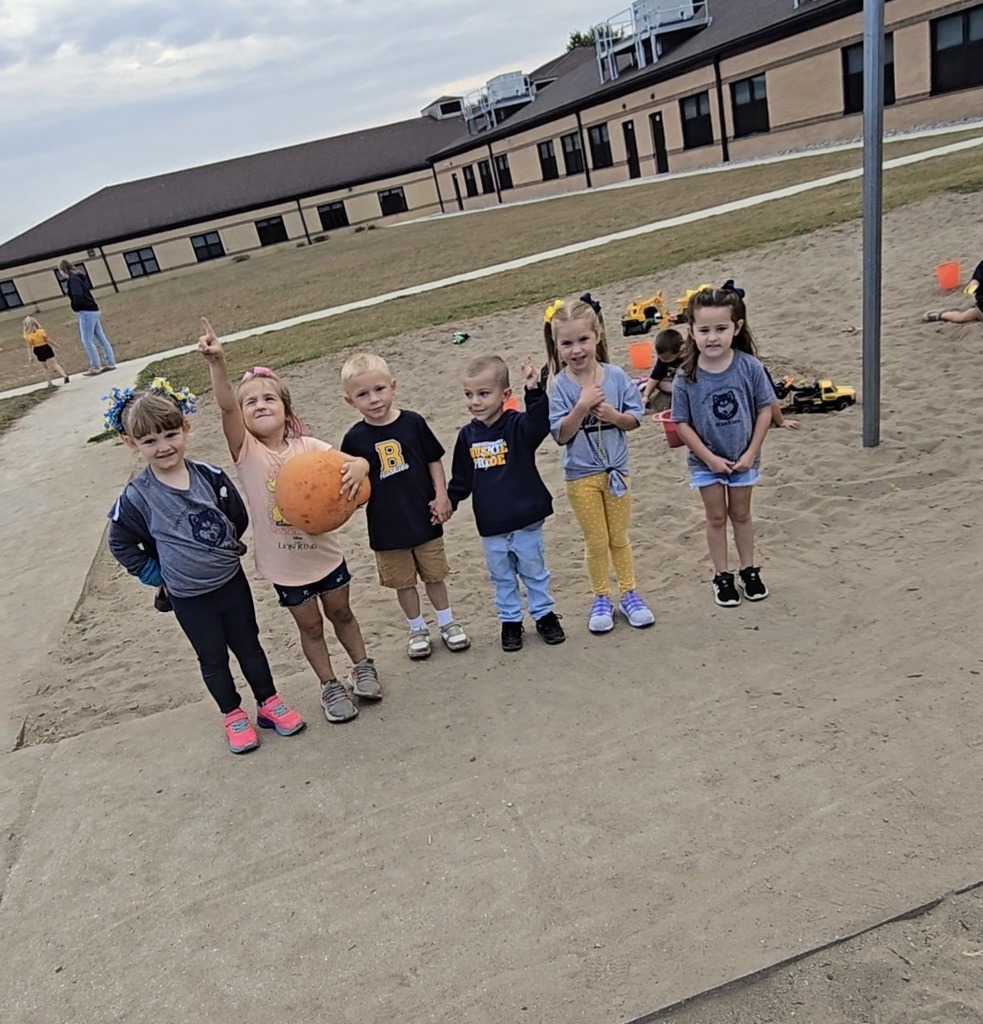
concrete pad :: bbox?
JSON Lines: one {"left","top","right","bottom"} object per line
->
{"left": 1, "top": 610, "right": 979, "bottom": 1024}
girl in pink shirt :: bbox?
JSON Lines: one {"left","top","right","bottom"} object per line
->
{"left": 199, "top": 318, "right": 381, "bottom": 724}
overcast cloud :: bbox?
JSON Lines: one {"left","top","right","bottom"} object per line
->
{"left": 0, "top": 0, "right": 610, "bottom": 244}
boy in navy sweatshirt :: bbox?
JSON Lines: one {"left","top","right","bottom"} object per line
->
{"left": 448, "top": 355, "right": 565, "bottom": 652}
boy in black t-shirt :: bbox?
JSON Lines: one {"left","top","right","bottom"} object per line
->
{"left": 641, "top": 328, "right": 684, "bottom": 412}
{"left": 340, "top": 354, "right": 471, "bottom": 661}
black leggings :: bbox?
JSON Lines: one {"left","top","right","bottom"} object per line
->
{"left": 170, "top": 569, "right": 277, "bottom": 714}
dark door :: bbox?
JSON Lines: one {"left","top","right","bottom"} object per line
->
{"left": 451, "top": 173, "right": 463, "bottom": 212}
{"left": 622, "top": 120, "right": 641, "bottom": 179}
{"left": 649, "top": 111, "right": 669, "bottom": 174}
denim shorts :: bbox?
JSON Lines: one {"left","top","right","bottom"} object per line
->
{"left": 688, "top": 468, "right": 759, "bottom": 489}
{"left": 273, "top": 560, "right": 352, "bottom": 607}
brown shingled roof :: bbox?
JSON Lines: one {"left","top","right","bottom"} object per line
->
{"left": 0, "top": 115, "right": 463, "bottom": 268}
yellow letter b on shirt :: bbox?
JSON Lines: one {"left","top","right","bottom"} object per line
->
{"left": 375, "top": 440, "right": 406, "bottom": 479}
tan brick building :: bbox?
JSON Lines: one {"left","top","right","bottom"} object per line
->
{"left": 1, "top": 0, "right": 979, "bottom": 316}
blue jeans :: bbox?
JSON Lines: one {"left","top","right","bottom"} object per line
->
{"left": 77, "top": 310, "right": 116, "bottom": 369}
{"left": 481, "top": 522, "right": 554, "bottom": 623}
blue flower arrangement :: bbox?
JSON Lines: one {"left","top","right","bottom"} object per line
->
{"left": 103, "top": 377, "right": 197, "bottom": 435}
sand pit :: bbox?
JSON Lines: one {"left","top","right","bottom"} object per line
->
{"left": 4, "top": 190, "right": 983, "bottom": 1022}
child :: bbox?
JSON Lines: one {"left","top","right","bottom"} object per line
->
{"left": 641, "top": 327, "right": 684, "bottom": 411}
{"left": 447, "top": 355, "right": 565, "bottom": 652}
{"left": 545, "top": 295, "right": 655, "bottom": 634}
{"left": 106, "top": 380, "right": 304, "bottom": 755}
{"left": 670, "top": 286, "right": 776, "bottom": 607}
{"left": 924, "top": 258, "right": 983, "bottom": 324}
{"left": 22, "top": 317, "right": 70, "bottom": 387}
{"left": 198, "top": 318, "right": 380, "bottom": 723}
{"left": 339, "top": 352, "right": 470, "bottom": 660}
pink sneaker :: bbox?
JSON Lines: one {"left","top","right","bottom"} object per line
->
{"left": 223, "top": 709, "right": 260, "bottom": 754}
{"left": 256, "top": 694, "right": 306, "bottom": 736}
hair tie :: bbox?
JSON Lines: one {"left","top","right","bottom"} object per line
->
{"left": 720, "top": 279, "right": 746, "bottom": 299}
{"left": 103, "top": 376, "right": 197, "bottom": 435}
{"left": 579, "top": 292, "right": 601, "bottom": 314}
{"left": 240, "top": 365, "right": 277, "bottom": 383}
{"left": 544, "top": 299, "right": 564, "bottom": 324}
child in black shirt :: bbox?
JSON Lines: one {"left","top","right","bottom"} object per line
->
{"left": 341, "top": 353, "right": 471, "bottom": 661}
{"left": 641, "top": 327, "right": 684, "bottom": 412}
{"left": 923, "top": 258, "right": 983, "bottom": 324}
{"left": 448, "top": 355, "right": 565, "bottom": 652}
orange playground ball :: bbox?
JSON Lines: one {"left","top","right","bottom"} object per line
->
{"left": 274, "top": 449, "right": 370, "bottom": 535}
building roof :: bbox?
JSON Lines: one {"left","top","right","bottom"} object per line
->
{"left": 432, "top": 0, "right": 854, "bottom": 158}
{"left": 0, "top": 115, "right": 463, "bottom": 269}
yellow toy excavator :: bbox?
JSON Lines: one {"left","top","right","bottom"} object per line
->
{"left": 620, "top": 292, "right": 669, "bottom": 336}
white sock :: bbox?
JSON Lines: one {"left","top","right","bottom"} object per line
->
{"left": 407, "top": 615, "right": 426, "bottom": 632}
{"left": 434, "top": 607, "right": 454, "bottom": 628}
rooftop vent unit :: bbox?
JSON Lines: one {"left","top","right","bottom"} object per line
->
{"left": 595, "top": 0, "right": 711, "bottom": 83}
{"left": 421, "top": 96, "right": 465, "bottom": 121}
{"left": 463, "top": 71, "right": 534, "bottom": 135}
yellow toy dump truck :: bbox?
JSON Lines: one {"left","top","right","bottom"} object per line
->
{"left": 785, "top": 379, "right": 857, "bottom": 413}
{"left": 620, "top": 292, "right": 668, "bottom": 336}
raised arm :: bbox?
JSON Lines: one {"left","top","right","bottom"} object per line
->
{"left": 197, "top": 317, "right": 246, "bottom": 460}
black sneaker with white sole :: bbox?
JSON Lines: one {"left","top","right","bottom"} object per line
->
{"left": 738, "top": 565, "right": 769, "bottom": 601}
{"left": 712, "top": 571, "right": 742, "bottom": 607}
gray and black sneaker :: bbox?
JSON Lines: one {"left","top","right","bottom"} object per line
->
{"left": 738, "top": 566, "right": 769, "bottom": 601}
{"left": 501, "top": 621, "right": 524, "bottom": 652}
{"left": 348, "top": 658, "right": 382, "bottom": 701}
{"left": 712, "top": 571, "right": 742, "bottom": 607}
{"left": 320, "top": 679, "right": 359, "bottom": 722}
{"left": 534, "top": 612, "right": 566, "bottom": 645}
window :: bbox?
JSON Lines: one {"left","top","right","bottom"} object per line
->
{"left": 477, "top": 160, "right": 496, "bottom": 194}
{"left": 842, "top": 36, "right": 895, "bottom": 114}
{"left": 0, "top": 279, "right": 22, "bottom": 311}
{"left": 377, "top": 187, "right": 408, "bottom": 216}
{"left": 680, "top": 90, "right": 714, "bottom": 150}
{"left": 560, "top": 132, "right": 585, "bottom": 175}
{"left": 53, "top": 262, "right": 89, "bottom": 295}
{"left": 587, "top": 123, "right": 613, "bottom": 169}
{"left": 439, "top": 99, "right": 462, "bottom": 116}
{"left": 494, "top": 154, "right": 513, "bottom": 190}
{"left": 190, "top": 231, "right": 225, "bottom": 263}
{"left": 462, "top": 164, "right": 478, "bottom": 197}
{"left": 317, "top": 201, "right": 349, "bottom": 231}
{"left": 255, "top": 216, "right": 288, "bottom": 246}
{"left": 730, "top": 74, "right": 770, "bottom": 137}
{"left": 538, "top": 140, "right": 559, "bottom": 181}
{"left": 123, "top": 247, "right": 159, "bottom": 278}
{"left": 931, "top": 7, "right": 983, "bottom": 94}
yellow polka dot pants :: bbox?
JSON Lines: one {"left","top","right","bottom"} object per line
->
{"left": 565, "top": 472, "right": 635, "bottom": 596}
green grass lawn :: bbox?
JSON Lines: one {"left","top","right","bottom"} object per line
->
{"left": 1, "top": 126, "right": 980, "bottom": 397}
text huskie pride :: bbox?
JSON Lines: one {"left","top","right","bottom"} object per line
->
{"left": 469, "top": 439, "right": 509, "bottom": 469}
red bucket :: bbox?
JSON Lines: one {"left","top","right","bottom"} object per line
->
{"left": 654, "top": 410, "right": 684, "bottom": 448}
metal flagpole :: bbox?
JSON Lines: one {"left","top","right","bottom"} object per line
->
{"left": 862, "top": 0, "right": 884, "bottom": 447}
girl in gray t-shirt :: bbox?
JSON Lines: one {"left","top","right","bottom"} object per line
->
{"left": 670, "top": 286, "right": 775, "bottom": 609}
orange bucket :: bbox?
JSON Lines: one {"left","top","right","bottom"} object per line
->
{"left": 654, "top": 410, "right": 684, "bottom": 448}
{"left": 935, "top": 261, "right": 960, "bottom": 290}
{"left": 628, "top": 340, "right": 654, "bottom": 371}
{"left": 503, "top": 395, "right": 520, "bottom": 412}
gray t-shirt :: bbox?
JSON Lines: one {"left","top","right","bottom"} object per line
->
{"left": 670, "top": 351, "right": 775, "bottom": 472}
{"left": 125, "top": 465, "right": 245, "bottom": 599}
{"left": 549, "top": 363, "right": 644, "bottom": 480}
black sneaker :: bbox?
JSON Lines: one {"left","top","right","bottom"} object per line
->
{"left": 712, "top": 571, "right": 741, "bottom": 607}
{"left": 501, "top": 621, "right": 524, "bottom": 652}
{"left": 534, "top": 612, "right": 565, "bottom": 645}
{"left": 739, "top": 566, "right": 769, "bottom": 601}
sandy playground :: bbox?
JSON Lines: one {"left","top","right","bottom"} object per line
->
{"left": 2, "top": 189, "right": 983, "bottom": 1023}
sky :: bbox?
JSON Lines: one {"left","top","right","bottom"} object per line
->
{"left": 0, "top": 0, "right": 611, "bottom": 244}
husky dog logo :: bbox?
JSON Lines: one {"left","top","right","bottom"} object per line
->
{"left": 712, "top": 390, "right": 739, "bottom": 422}
{"left": 189, "top": 508, "right": 228, "bottom": 547}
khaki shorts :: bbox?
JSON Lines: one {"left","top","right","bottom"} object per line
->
{"left": 375, "top": 537, "right": 449, "bottom": 590}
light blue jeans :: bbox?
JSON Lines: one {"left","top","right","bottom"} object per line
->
{"left": 481, "top": 522, "right": 554, "bottom": 623}
{"left": 77, "top": 310, "right": 116, "bottom": 369}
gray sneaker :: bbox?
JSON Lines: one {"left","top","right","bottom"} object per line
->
{"left": 348, "top": 658, "right": 382, "bottom": 701}
{"left": 320, "top": 679, "right": 358, "bottom": 723}
{"left": 439, "top": 621, "right": 471, "bottom": 652}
